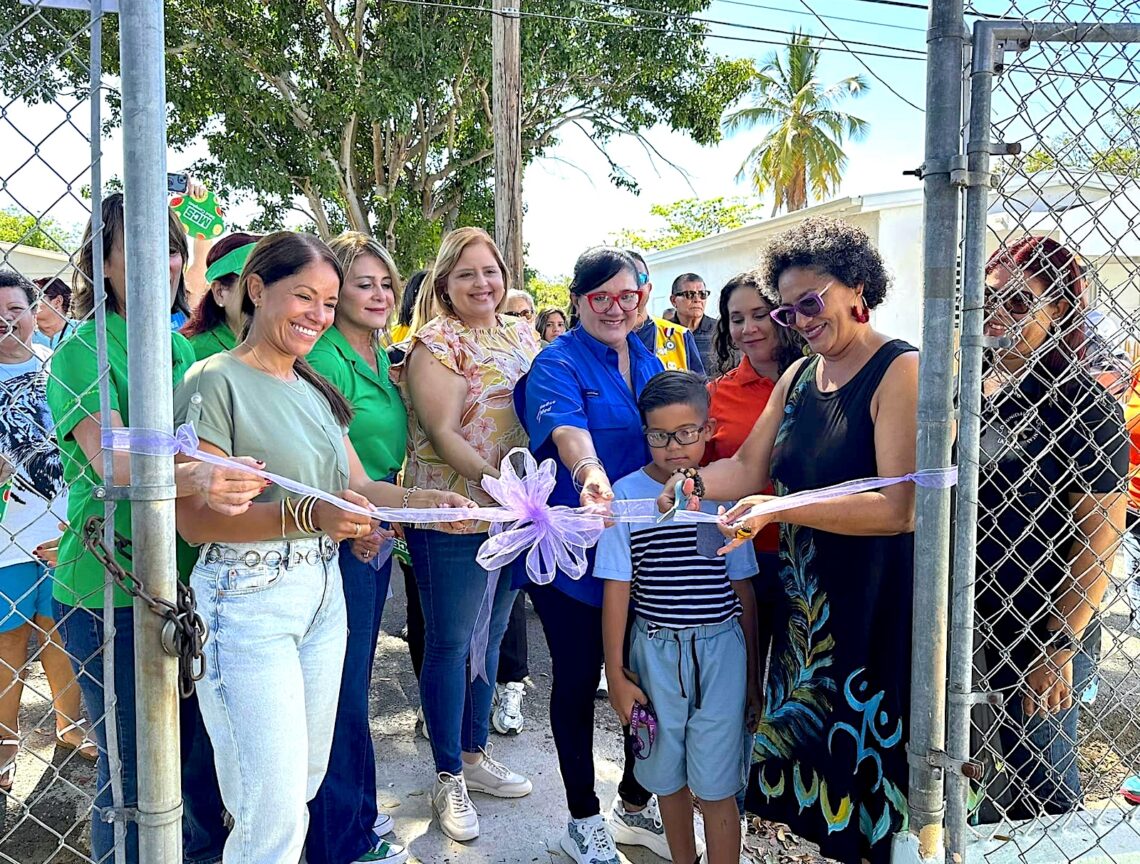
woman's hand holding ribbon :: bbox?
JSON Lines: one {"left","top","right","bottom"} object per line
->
{"left": 315, "top": 490, "right": 377, "bottom": 542}
{"left": 655, "top": 473, "right": 699, "bottom": 518}
{"left": 716, "top": 494, "right": 777, "bottom": 555}
{"left": 185, "top": 458, "right": 268, "bottom": 516}
{"left": 579, "top": 465, "right": 615, "bottom": 525}
{"left": 409, "top": 489, "right": 477, "bottom": 534}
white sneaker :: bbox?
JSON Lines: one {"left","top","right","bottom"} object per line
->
{"left": 432, "top": 772, "right": 479, "bottom": 842}
{"left": 561, "top": 814, "right": 630, "bottom": 864}
{"left": 608, "top": 795, "right": 671, "bottom": 859}
{"left": 596, "top": 665, "right": 608, "bottom": 700}
{"left": 461, "top": 747, "right": 532, "bottom": 798}
{"left": 492, "top": 681, "right": 526, "bottom": 735}
{"left": 373, "top": 811, "right": 393, "bottom": 836}
{"left": 416, "top": 706, "right": 430, "bottom": 742}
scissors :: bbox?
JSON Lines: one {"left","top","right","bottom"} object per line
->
{"left": 658, "top": 478, "right": 690, "bottom": 524}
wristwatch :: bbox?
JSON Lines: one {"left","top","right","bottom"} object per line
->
{"left": 1043, "top": 628, "right": 1078, "bottom": 656}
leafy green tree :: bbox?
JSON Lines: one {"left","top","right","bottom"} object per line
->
{"left": 612, "top": 196, "right": 763, "bottom": 251}
{"left": 0, "top": 209, "right": 76, "bottom": 252}
{"left": 527, "top": 275, "right": 571, "bottom": 312}
{"left": 722, "top": 33, "right": 868, "bottom": 215}
{"left": 2, "top": 2, "right": 754, "bottom": 272}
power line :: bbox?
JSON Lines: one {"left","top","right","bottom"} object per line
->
{"left": 572, "top": 0, "right": 926, "bottom": 55}
{"left": 379, "top": 0, "right": 928, "bottom": 62}
{"left": 715, "top": 0, "right": 926, "bottom": 34}
{"left": 849, "top": 0, "right": 928, "bottom": 10}
{"left": 796, "top": 0, "right": 926, "bottom": 111}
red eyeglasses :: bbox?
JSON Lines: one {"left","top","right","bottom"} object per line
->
{"left": 583, "top": 288, "right": 644, "bottom": 314}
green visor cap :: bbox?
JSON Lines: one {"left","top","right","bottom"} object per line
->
{"left": 205, "top": 242, "right": 258, "bottom": 283}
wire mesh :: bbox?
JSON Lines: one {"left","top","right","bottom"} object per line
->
{"left": 953, "top": 1, "right": 1140, "bottom": 861}
{"left": 0, "top": 2, "right": 125, "bottom": 861}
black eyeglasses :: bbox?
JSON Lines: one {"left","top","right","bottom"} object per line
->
{"left": 673, "top": 290, "right": 709, "bottom": 301}
{"left": 644, "top": 425, "right": 705, "bottom": 448}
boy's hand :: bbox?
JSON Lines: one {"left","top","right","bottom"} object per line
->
{"left": 607, "top": 669, "right": 647, "bottom": 726}
{"left": 746, "top": 683, "right": 764, "bottom": 733}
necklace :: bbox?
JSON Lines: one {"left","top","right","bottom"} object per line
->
{"left": 247, "top": 343, "right": 301, "bottom": 386}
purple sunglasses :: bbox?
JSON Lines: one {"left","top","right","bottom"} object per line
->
{"left": 630, "top": 701, "right": 658, "bottom": 760}
{"left": 770, "top": 281, "right": 834, "bottom": 328}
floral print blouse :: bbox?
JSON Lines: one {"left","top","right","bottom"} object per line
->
{"left": 403, "top": 313, "right": 539, "bottom": 509}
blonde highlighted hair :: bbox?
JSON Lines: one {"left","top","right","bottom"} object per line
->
{"left": 408, "top": 227, "right": 509, "bottom": 337}
{"left": 328, "top": 231, "right": 404, "bottom": 322}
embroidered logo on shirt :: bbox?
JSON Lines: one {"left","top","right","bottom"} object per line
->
{"left": 536, "top": 400, "right": 555, "bottom": 422}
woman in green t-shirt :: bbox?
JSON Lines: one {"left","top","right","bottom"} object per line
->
{"left": 305, "top": 231, "right": 410, "bottom": 864}
{"left": 46, "top": 194, "right": 267, "bottom": 864}
{"left": 173, "top": 231, "right": 472, "bottom": 864}
{"left": 180, "top": 231, "right": 262, "bottom": 361}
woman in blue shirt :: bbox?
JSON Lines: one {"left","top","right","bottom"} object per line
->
{"left": 519, "top": 248, "right": 668, "bottom": 864}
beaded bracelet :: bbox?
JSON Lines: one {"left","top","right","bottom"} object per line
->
{"left": 680, "top": 467, "right": 706, "bottom": 498}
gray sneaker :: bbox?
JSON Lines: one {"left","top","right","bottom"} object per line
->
{"left": 561, "top": 814, "right": 629, "bottom": 864}
{"left": 608, "top": 795, "right": 670, "bottom": 859}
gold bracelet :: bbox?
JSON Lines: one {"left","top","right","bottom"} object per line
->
{"left": 307, "top": 496, "right": 320, "bottom": 533}
{"left": 285, "top": 497, "right": 300, "bottom": 535}
{"left": 280, "top": 499, "right": 286, "bottom": 538}
{"left": 298, "top": 496, "right": 316, "bottom": 534}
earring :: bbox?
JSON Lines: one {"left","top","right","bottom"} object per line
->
{"left": 851, "top": 301, "right": 870, "bottom": 324}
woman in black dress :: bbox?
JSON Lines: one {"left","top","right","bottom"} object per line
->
{"left": 659, "top": 218, "right": 919, "bottom": 864}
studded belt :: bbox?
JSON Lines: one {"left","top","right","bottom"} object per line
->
{"left": 202, "top": 535, "right": 337, "bottom": 569}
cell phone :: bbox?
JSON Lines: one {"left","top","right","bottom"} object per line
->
{"left": 167, "top": 172, "right": 189, "bottom": 194}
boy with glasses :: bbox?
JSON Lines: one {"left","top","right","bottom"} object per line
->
{"left": 597, "top": 370, "right": 759, "bottom": 864}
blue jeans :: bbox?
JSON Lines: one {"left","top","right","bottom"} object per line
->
{"left": 53, "top": 601, "right": 138, "bottom": 864}
{"left": 192, "top": 537, "right": 347, "bottom": 864}
{"left": 181, "top": 689, "right": 226, "bottom": 864}
{"left": 306, "top": 542, "right": 394, "bottom": 864}
{"left": 405, "top": 528, "right": 516, "bottom": 775}
{"left": 999, "top": 647, "right": 1094, "bottom": 818}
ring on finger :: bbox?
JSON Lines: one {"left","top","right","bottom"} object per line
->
{"left": 734, "top": 524, "right": 755, "bottom": 540}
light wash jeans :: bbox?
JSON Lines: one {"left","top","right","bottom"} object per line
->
{"left": 191, "top": 536, "right": 347, "bottom": 864}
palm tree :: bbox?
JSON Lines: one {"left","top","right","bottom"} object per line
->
{"left": 723, "top": 33, "right": 869, "bottom": 215}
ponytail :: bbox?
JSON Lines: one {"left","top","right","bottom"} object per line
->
{"left": 296, "top": 357, "right": 354, "bottom": 428}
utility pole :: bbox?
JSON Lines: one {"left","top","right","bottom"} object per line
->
{"left": 492, "top": 0, "right": 523, "bottom": 287}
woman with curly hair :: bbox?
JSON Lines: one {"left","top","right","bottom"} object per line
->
{"left": 660, "top": 217, "right": 918, "bottom": 864}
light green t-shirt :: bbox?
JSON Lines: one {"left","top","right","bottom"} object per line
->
{"left": 187, "top": 325, "right": 237, "bottom": 362}
{"left": 45, "top": 313, "right": 199, "bottom": 608}
{"left": 173, "top": 353, "right": 349, "bottom": 538}
{"left": 308, "top": 327, "right": 407, "bottom": 481}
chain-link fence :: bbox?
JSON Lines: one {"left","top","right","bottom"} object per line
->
{"left": 942, "top": 1, "right": 1140, "bottom": 862}
{"left": 0, "top": 2, "right": 182, "bottom": 862}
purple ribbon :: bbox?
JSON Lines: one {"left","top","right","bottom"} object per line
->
{"left": 105, "top": 425, "right": 957, "bottom": 682}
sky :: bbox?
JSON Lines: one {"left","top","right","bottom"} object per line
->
{"left": 1, "top": 0, "right": 934, "bottom": 278}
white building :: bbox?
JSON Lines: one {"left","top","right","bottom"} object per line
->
{"left": 644, "top": 174, "right": 1140, "bottom": 351}
{"left": 0, "top": 241, "right": 74, "bottom": 283}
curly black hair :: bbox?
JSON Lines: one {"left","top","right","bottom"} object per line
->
{"left": 712, "top": 272, "right": 806, "bottom": 375}
{"left": 759, "top": 217, "right": 891, "bottom": 309}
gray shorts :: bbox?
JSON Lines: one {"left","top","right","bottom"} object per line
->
{"left": 628, "top": 615, "right": 751, "bottom": 802}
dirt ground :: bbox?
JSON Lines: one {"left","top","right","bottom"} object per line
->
{"left": 0, "top": 564, "right": 1135, "bottom": 863}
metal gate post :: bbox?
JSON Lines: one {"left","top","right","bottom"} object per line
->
{"left": 118, "top": 0, "right": 184, "bottom": 860}
{"left": 900, "top": 0, "right": 966, "bottom": 861}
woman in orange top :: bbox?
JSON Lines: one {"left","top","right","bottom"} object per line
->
{"left": 705, "top": 271, "right": 803, "bottom": 633}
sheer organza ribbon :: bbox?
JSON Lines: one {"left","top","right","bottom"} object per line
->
{"left": 105, "top": 425, "right": 957, "bottom": 680}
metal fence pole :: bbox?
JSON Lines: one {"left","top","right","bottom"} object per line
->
{"left": 118, "top": 1, "right": 183, "bottom": 860}
{"left": 943, "top": 21, "right": 996, "bottom": 860}
{"left": 904, "top": 0, "right": 966, "bottom": 860}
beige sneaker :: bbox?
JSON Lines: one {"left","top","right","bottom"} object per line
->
{"left": 432, "top": 772, "right": 479, "bottom": 842}
{"left": 461, "top": 748, "right": 532, "bottom": 798}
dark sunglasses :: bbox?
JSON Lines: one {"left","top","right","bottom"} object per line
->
{"left": 505, "top": 309, "right": 534, "bottom": 320}
{"left": 584, "top": 289, "right": 643, "bottom": 314}
{"left": 985, "top": 289, "right": 1054, "bottom": 318}
{"left": 770, "top": 282, "right": 833, "bottom": 328}
{"left": 673, "top": 290, "right": 709, "bottom": 301}
{"left": 644, "top": 425, "right": 705, "bottom": 448}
